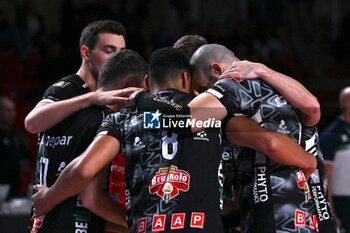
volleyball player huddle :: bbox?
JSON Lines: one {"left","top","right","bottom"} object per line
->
{"left": 27, "top": 20, "right": 338, "bottom": 233}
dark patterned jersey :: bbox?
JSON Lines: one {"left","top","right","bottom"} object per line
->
{"left": 208, "top": 78, "right": 338, "bottom": 233}
{"left": 98, "top": 89, "right": 224, "bottom": 233}
{"left": 30, "top": 74, "right": 107, "bottom": 233}
{"left": 302, "top": 126, "right": 338, "bottom": 233}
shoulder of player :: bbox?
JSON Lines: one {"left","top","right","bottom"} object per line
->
{"left": 103, "top": 107, "right": 137, "bottom": 125}
{"left": 50, "top": 74, "right": 85, "bottom": 91}
{"left": 212, "top": 78, "right": 261, "bottom": 91}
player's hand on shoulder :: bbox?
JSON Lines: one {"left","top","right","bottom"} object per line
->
{"left": 219, "top": 60, "right": 268, "bottom": 80}
{"left": 32, "top": 185, "right": 53, "bottom": 216}
{"left": 90, "top": 87, "right": 144, "bottom": 106}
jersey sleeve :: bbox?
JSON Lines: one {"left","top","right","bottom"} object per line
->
{"left": 206, "top": 79, "right": 262, "bottom": 118}
{"left": 41, "top": 80, "right": 79, "bottom": 102}
{"left": 97, "top": 113, "right": 124, "bottom": 143}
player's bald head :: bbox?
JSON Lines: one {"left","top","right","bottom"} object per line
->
{"left": 190, "top": 44, "right": 238, "bottom": 76}
{"left": 189, "top": 44, "right": 239, "bottom": 93}
{"left": 339, "top": 86, "right": 350, "bottom": 110}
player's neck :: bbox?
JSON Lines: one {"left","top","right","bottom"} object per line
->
{"left": 76, "top": 63, "right": 97, "bottom": 91}
{"left": 150, "top": 84, "right": 188, "bottom": 94}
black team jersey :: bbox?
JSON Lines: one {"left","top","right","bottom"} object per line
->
{"left": 207, "top": 78, "right": 338, "bottom": 233}
{"left": 29, "top": 74, "right": 107, "bottom": 233}
{"left": 97, "top": 89, "right": 224, "bottom": 233}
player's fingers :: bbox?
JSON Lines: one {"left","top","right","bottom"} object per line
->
{"left": 116, "top": 87, "right": 143, "bottom": 95}
{"left": 113, "top": 97, "right": 130, "bottom": 102}
{"left": 33, "top": 185, "right": 42, "bottom": 190}
{"left": 219, "top": 71, "right": 240, "bottom": 80}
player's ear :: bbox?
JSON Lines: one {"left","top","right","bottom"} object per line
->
{"left": 181, "top": 72, "right": 191, "bottom": 91}
{"left": 210, "top": 62, "right": 224, "bottom": 76}
{"left": 81, "top": 45, "right": 90, "bottom": 61}
{"left": 144, "top": 74, "right": 150, "bottom": 91}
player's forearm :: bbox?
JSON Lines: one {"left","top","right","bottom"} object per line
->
{"left": 105, "top": 221, "right": 129, "bottom": 233}
{"left": 46, "top": 158, "right": 94, "bottom": 209}
{"left": 226, "top": 116, "right": 316, "bottom": 170}
{"left": 89, "top": 191, "right": 127, "bottom": 225}
{"left": 264, "top": 132, "right": 317, "bottom": 171}
{"left": 25, "top": 92, "right": 96, "bottom": 133}
{"left": 80, "top": 166, "right": 127, "bottom": 225}
{"left": 188, "top": 93, "right": 227, "bottom": 132}
{"left": 258, "top": 66, "right": 320, "bottom": 126}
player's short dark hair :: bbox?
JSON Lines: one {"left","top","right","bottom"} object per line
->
{"left": 98, "top": 49, "right": 148, "bottom": 90}
{"left": 173, "top": 35, "right": 208, "bottom": 60}
{"left": 79, "top": 20, "right": 126, "bottom": 50}
{"left": 149, "top": 47, "right": 191, "bottom": 86}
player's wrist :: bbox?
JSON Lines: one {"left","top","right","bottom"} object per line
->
{"left": 256, "top": 63, "right": 271, "bottom": 80}
{"left": 46, "top": 187, "right": 59, "bottom": 210}
{"left": 85, "top": 91, "right": 99, "bottom": 107}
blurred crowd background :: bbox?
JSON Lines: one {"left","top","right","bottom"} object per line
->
{"left": 0, "top": 0, "right": 349, "bottom": 198}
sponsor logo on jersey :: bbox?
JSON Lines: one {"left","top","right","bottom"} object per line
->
{"left": 233, "top": 77, "right": 244, "bottom": 82}
{"left": 295, "top": 210, "right": 306, "bottom": 227}
{"left": 152, "top": 215, "right": 166, "bottom": 232}
{"left": 218, "top": 161, "right": 224, "bottom": 210}
{"left": 171, "top": 213, "right": 185, "bottom": 230}
{"left": 74, "top": 195, "right": 90, "bottom": 232}
{"left": 253, "top": 166, "right": 269, "bottom": 203}
{"left": 149, "top": 166, "right": 190, "bottom": 203}
{"left": 294, "top": 210, "right": 319, "bottom": 231}
{"left": 39, "top": 135, "right": 73, "bottom": 148}
{"left": 137, "top": 217, "right": 147, "bottom": 233}
{"left": 193, "top": 130, "right": 209, "bottom": 141}
{"left": 133, "top": 136, "right": 145, "bottom": 150}
{"left": 274, "top": 96, "right": 287, "bottom": 107}
{"left": 53, "top": 81, "right": 70, "bottom": 88}
{"left": 277, "top": 120, "right": 291, "bottom": 134}
{"left": 144, "top": 110, "right": 161, "bottom": 129}
{"left": 190, "top": 212, "right": 205, "bottom": 229}
{"left": 311, "top": 185, "right": 330, "bottom": 221}
{"left": 296, "top": 169, "right": 306, "bottom": 189}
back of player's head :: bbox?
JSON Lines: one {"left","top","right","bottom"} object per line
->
{"left": 97, "top": 49, "right": 148, "bottom": 90}
{"left": 190, "top": 44, "right": 238, "bottom": 77}
{"left": 149, "top": 47, "right": 191, "bottom": 86}
{"left": 79, "top": 20, "right": 126, "bottom": 50}
{"left": 173, "top": 35, "right": 208, "bottom": 60}
{"left": 339, "top": 86, "right": 350, "bottom": 110}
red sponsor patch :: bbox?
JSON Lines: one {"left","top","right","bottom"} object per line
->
{"left": 152, "top": 215, "right": 166, "bottom": 232}
{"left": 149, "top": 166, "right": 190, "bottom": 202}
{"left": 190, "top": 212, "right": 205, "bottom": 229}
{"left": 296, "top": 169, "right": 306, "bottom": 189}
{"left": 137, "top": 217, "right": 147, "bottom": 233}
{"left": 29, "top": 215, "right": 44, "bottom": 233}
{"left": 233, "top": 77, "right": 244, "bottom": 82}
{"left": 295, "top": 210, "right": 306, "bottom": 227}
{"left": 171, "top": 213, "right": 185, "bottom": 230}
{"left": 314, "top": 215, "right": 319, "bottom": 232}
{"left": 309, "top": 213, "right": 315, "bottom": 229}
{"left": 109, "top": 152, "right": 126, "bottom": 209}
